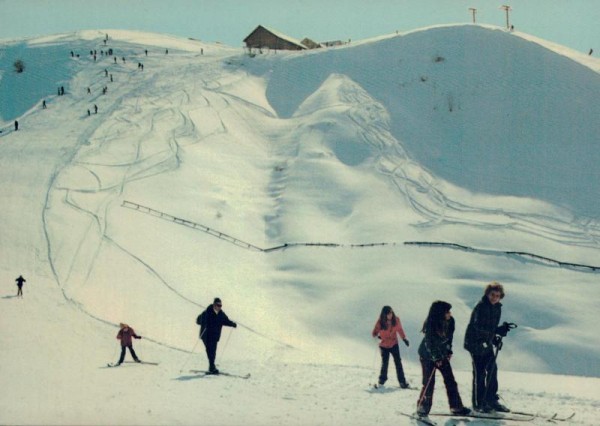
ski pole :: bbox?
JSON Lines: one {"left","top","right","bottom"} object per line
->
{"left": 404, "top": 339, "right": 412, "bottom": 366}
{"left": 482, "top": 339, "right": 502, "bottom": 403}
{"left": 404, "top": 343, "right": 414, "bottom": 385}
{"left": 373, "top": 341, "right": 380, "bottom": 370}
{"left": 482, "top": 322, "right": 517, "bottom": 402}
{"left": 372, "top": 341, "right": 381, "bottom": 383}
{"left": 109, "top": 340, "right": 118, "bottom": 363}
{"left": 219, "top": 327, "right": 234, "bottom": 362}
{"left": 417, "top": 362, "right": 437, "bottom": 408}
{"left": 179, "top": 338, "right": 200, "bottom": 372}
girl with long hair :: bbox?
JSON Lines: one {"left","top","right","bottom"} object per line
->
{"left": 416, "top": 301, "right": 470, "bottom": 417}
{"left": 372, "top": 305, "right": 410, "bottom": 388}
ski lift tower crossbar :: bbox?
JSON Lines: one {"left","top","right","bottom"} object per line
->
{"left": 501, "top": 5, "right": 512, "bottom": 29}
{"left": 469, "top": 8, "right": 477, "bottom": 23}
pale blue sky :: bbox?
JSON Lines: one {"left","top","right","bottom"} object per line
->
{"left": 1, "top": 0, "right": 598, "bottom": 52}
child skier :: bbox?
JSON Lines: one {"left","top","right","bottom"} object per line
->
{"left": 372, "top": 305, "right": 410, "bottom": 388}
{"left": 115, "top": 323, "right": 142, "bottom": 365}
{"left": 417, "top": 301, "right": 470, "bottom": 417}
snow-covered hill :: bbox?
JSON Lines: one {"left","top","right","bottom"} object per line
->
{"left": 1, "top": 27, "right": 599, "bottom": 425}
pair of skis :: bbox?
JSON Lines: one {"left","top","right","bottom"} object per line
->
{"left": 189, "top": 369, "right": 251, "bottom": 379}
{"left": 511, "top": 411, "right": 576, "bottom": 422}
{"left": 106, "top": 360, "right": 159, "bottom": 367}
{"left": 104, "top": 362, "right": 250, "bottom": 379}
{"left": 400, "top": 410, "right": 575, "bottom": 425}
{"left": 372, "top": 383, "right": 417, "bottom": 391}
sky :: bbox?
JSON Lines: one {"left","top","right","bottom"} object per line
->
{"left": 0, "top": 0, "right": 598, "bottom": 52}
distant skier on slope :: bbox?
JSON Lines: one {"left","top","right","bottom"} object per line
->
{"left": 196, "top": 297, "right": 237, "bottom": 374}
{"left": 464, "top": 282, "right": 513, "bottom": 413}
{"left": 115, "top": 323, "right": 142, "bottom": 365}
{"left": 416, "top": 301, "right": 470, "bottom": 417}
{"left": 15, "top": 275, "right": 26, "bottom": 297}
{"left": 372, "top": 305, "right": 410, "bottom": 388}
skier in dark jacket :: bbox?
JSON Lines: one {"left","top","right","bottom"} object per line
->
{"left": 15, "top": 275, "right": 26, "bottom": 297}
{"left": 417, "top": 301, "right": 470, "bottom": 417}
{"left": 464, "top": 282, "right": 510, "bottom": 413}
{"left": 115, "top": 323, "right": 142, "bottom": 365}
{"left": 196, "top": 297, "right": 236, "bottom": 374}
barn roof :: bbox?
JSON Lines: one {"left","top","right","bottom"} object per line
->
{"left": 244, "top": 25, "right": 307, "bottom": 50}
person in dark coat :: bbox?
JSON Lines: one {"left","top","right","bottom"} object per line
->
{"left": 14, "top": 120, "right": 18, "bottom": 131}
{"left": 464, "top": 282, "right": 509, "bottom": 413}
{"left": 15, "top": 275, "right": 26, "bottom": 297}
{"left": 196, "top": 297, "right": 237, "bottom": 374}
{"left": 116, "top": 323, "right": 142, "bottom": 365}
{"left": 417, "top": 301, "right": 470, "bottom": 417}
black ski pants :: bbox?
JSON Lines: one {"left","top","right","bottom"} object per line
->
{"left": 202, "top": 337, "right": 218, "bottom": 370}
{"left": 417, "top": 358, "right": 464, "bottom": 415}
{"left": 470, "top": 351, "right": 499, "bottom": 408}
{"left": 118, "top": 345, "right": 139, "bottom": 363}
{"left": 378, "top": 344, "right": 407, "bottom": 385}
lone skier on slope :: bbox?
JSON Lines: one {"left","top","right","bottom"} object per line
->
{"left": 372, "top": 305, "right": 410, "bottom": 388}
{"left": 15, "top": 275, "right": 26, "bottom": 298}
{"left": 115, "top": 323, "right": 142, "bottom": 365}
{"left": 464, "top": 282, "right": 513, "bottom": 413}
{"left": 196, "top": 297, "right": 237, "bottom": 374}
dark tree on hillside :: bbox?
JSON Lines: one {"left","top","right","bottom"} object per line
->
{"left": 14, "top": 59, "right": 25, "bottom": 73}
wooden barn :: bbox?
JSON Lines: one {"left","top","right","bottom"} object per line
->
{"left": 243, "top": 25, "right": 307, "bottom": 51}
{"left": 301, "top": 38, "right": 322, "bottom": 49}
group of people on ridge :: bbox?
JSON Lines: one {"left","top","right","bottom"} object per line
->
{"left": 372, "top": 282, "right": 514, "bottom": 417}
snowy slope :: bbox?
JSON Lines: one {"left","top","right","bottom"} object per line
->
{"left": 265, "top": 25, "right": 600, "bottom": 218}
{"left": 1, "top": 26, "right": 599, "bottom": 425}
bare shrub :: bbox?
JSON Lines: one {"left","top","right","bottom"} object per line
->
{"left": 14, "top": 59, "right": 25, "bottom": 73}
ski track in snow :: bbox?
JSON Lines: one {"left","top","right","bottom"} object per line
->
{"left": 2, "top": 28, "right": 600, "bottom": 426}
{"left": 38, "top": 33, "right": 600, "bottom": 355}
{"left": 41, "top": 46, "right": 293, "bottom": 352}
{"left": 363, "top": 101, "right": 600, "bottom": 250}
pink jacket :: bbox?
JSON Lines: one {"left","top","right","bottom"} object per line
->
{"left": 372, "top": 317, "right": 406, "bottom": 348}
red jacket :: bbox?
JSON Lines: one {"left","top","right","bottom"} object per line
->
{"left": 372, "top": 317, "right": 406, "bottom": 348}
{"left": 117, "top": 327, "right": 140, "bottom": 347}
